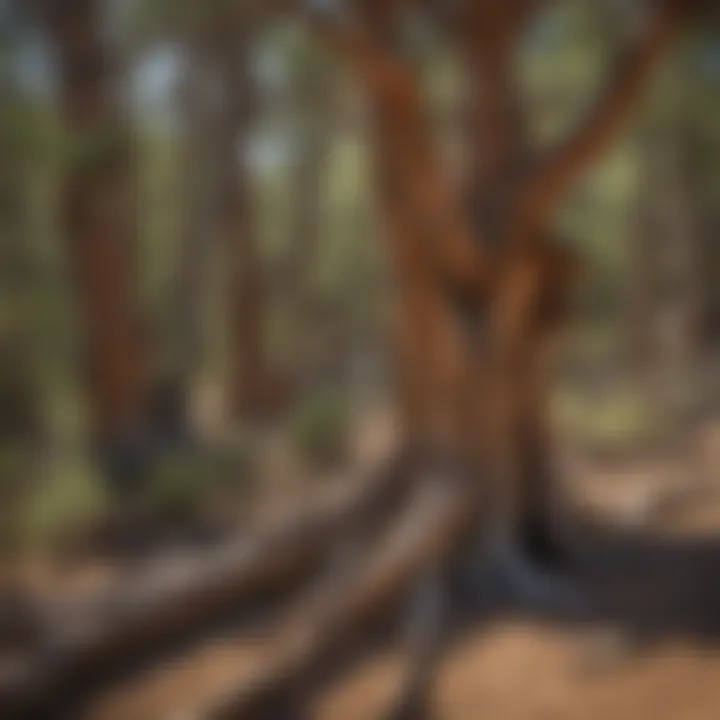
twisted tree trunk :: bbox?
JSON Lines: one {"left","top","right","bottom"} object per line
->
{"left": 198, "top": 2, "right": 696, "bottom": 716}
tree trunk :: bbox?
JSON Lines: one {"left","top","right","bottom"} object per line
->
{"left": 0, "top": 67, "right": 43, "bottom": 450}
{"left": 45, "top": 0, "right": 149, "bottom": 490}
{"left": 653, "top": 117, "right": 705, "bottom": 419}
{"left": 162, "top": 44, "right": 222, "bottom": 439}
{"left": 459, "top": 5, "right": 529, "bottom": 238}
{"left": 664, "top": 121, "right": 705, "bottom": 379}
{"left": 455, "top": 4, "right": 577, "bottom": 561}
{"left": 216, "top": 31, "right": 270, "bottom": 421}
{"left": 628, "top": 129, "right": 663, "bottom": 400}
{"left": 284, "top": 46, "right": 332, "bottom": 386}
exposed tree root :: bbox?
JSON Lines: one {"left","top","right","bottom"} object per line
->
{"left": 0, "top": 449, "right": 411, "bottom": 719}
{"left": 198, "top": 466, "right": 481, "bottom": 719}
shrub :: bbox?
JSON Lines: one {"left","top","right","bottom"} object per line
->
{"left": 289, "top": 388, "right": 350, "bottom": 468}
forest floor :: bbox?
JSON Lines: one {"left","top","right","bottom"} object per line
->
{"left": 7, "top": 402, "right": 720, "bottom": 720}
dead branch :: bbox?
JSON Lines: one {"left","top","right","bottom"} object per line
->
{"left": 0, "top": 451, "right": 411, "bottom": 718}
{"left": 198, "top": 470, "right": 479, "bottom": 719}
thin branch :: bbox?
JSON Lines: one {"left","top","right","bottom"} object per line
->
{"left": 0, "top": 452, "right": 411, "bottom": 718}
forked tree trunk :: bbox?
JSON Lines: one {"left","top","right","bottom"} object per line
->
{"left": 454, "top": 3, "right": 568, "bottom": 554}
{"left": 45, "top": 0, "right": 149, "bottom": 487}
{"left": 195, "top": 6, "right": 696, "bottom": 716}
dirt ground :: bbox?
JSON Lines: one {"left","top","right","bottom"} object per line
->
{"left": 85, "top": 609, "right": 720, "bottom": 720}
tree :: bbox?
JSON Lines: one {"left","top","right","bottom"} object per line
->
{"left": 162, "top": 43, "right": 217, "bottom": 436}
{"left": 0, "top": 1, "right": 710, "bottom": 717}
{"left": 629, "top": 123, "right": 663, "bottom": 388}
{"left": 201, "top": 6, "right": 273, "bottom": 421}
{"left": 629, "top": 33, "right": 713, "bottom": 418}
{"left": 37, "top": 0, "right": 151, "bottom": 491}
{"left": 284, "top": 30, "right": 336, "bottom": 385}
{"left": 0, "top": 21, "right": 43, "bottom": 449}
{"left": 149, "top": 0, "right": 276, "bottom": 424}
{"left": 200, "top": 1, "right": 705, "bottom": 715}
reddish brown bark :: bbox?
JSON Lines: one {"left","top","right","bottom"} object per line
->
{"left": 511, "top": 0, "right": 695, "bottom": 241}
{"left": 310, "top": 9, "right": 491, "bottom": 295}
{"left": 299, "top": 0, "right": 697, "bottom": 587}
{"left": 45, "top": 0, "right": 149, "bottom": 452}
{"left": 456, "top": 3, "right": 533, "bottom": 234}
{"left": 312, "top": 3, "right": 491, "bottom": 456}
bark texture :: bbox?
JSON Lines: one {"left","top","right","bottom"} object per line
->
{"left": 41, "top": 0, "right": 153, "bottom": 491}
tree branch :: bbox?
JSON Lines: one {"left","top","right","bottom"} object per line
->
{"left": 512, "top": 0, "right": 696, "bottom": 238}
{"left": 306, "top": 4, "right": 491, "bottom": 292}
{"left": 0, "top": 451, "right": 411, "bottom": 718}
{"left": 198, "top": 473, "right": 478, "bottom": 720}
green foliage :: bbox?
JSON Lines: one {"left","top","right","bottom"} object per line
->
{"left": 0, "top": 444, "right": 34, "bottom": 551}
{"left": 130, "top": 0, "right": 212, "bottom": 46}
{"left": 553, "top": 386, "right": 665, "bottom": 455}
{"left": 130, "top": 0, "right": 258, "bottom": 49}
{"left": 141, "top": 440, "right": 257, "bottom": 521}
{"left": 61, "top": 124, "right": 129, "bottom": 175}
{"left": 20, "top": 452, "right": 108, "bottom": 550}
{"left": 0, "top": 443, "right": 35, "bottom": 511}
{"left": 142, "top": 449, "right": 208, "bottom": 520}
{"left": 211, "top": 434, "right": 258, "bottom": 489}
{"left": 289, "top": 388, "right": 350, "bottom": 468}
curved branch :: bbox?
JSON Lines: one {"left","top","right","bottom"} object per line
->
{"left": 306, "top": 6, "right": 491, "bottom": 292}
{"left": 199, "top": 473, "right": 478, "bottom": 720}
{"left": 0, "top": 451, "right": 412, "bottom": 718}
{"left": 512, "top": 0, "right": 696, "bottom": 238}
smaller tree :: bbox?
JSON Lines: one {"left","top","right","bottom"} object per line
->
{"left": 38, "top": 0, "right": 151, "bottom": 492}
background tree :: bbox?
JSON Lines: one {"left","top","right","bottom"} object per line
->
{"left": 36, "top": 0, "right": 151, "bottom": 492}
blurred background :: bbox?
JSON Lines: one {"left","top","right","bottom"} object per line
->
{"left": 0, "top": 0, "right": 719, "bottom": 718}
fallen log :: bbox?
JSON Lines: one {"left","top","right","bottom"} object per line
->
{"left": 198, "top": 468, "right": 480, "bottom": 719}
{"left": 0, "top": 449, "right": 412, "bottom": 719}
